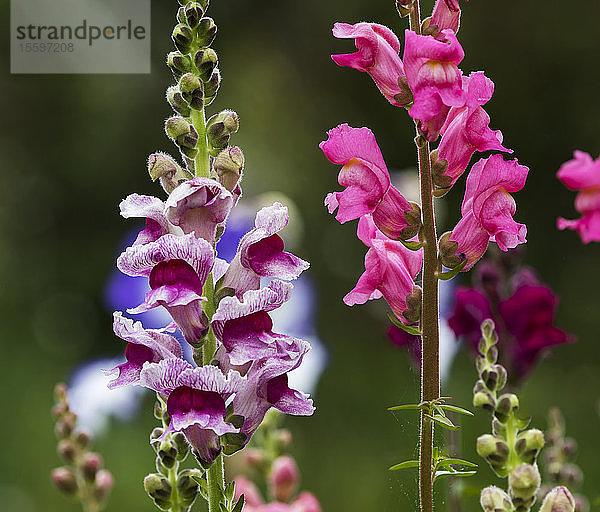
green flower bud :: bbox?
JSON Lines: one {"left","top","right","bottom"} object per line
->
{"left": 196, "top": 17, "right": 217, "bottom": 47}
{"left": 166, "top": 86, "right": 190, "bottom": 117}
{"left": 158, "top": 440, "right": 177, "bottom": 469}
{"left": 474, "top": 390, "right": 496, "bottom": 412}
{"left": 51, "top": 467, "right": 78, "bottom": 495}
{"left": 480, "top": 486, "right": 514, "bottom": 512}
{"left": 172, "top": 24, "right": 193, "bottom": 53}
{"left": 430, "top": 149, "right": 451, "bottom": 192}
{"left": 150, "top": 426, "right": 165, "bottom": 446}
{"left": 167, "top": 51, "right": 192, "bottom": 77}
{"left": 395, "top": 0, "right": 413, "bottom": 18}
{"left": 57, "top": 439, "right": 77, "bottom": 463}
{"left": 487, "top": 345, "right": 499, "bottom": 364}
{"left": 206, "top": 109, "right": 238, "bottom": 149}
{"left": 495, "top": 393, "right": 519, "bottom": 423}
{"left": 539, "top": 487, "right": 575, "bottom": 512}
{"left": 477, "top": 434, "right": 504, "bottom": 458}
{"left": 204, "top": 69, "right": 221, "bottom": 105}
{"left": 179, "top": 72, "right": 202, "bottom": 96}
{"left": 399, "top": 202, "right": 422, "bottom": 239}
{"left": 194, "top": 48, "right": 218, "bottom": 81}
{"left": 51, "top": 402, "right": 68, "bottom": 419}
{"left": 173, "top": 432, "right": 190, "bottom": 461}
{"left": 509, "top": 464, "right": 541, "bottom": 501}
{"left": 515, "top": 429, "right": 544, "bottom": 464}
{"left": 177, "top": 469, "right": 200, "bottom": 503}
{"left": 214, "top": 146, "right": 244, "bottom": 191}
{"left": 144, "top": 473, "right": 172, "bottom": 501}
{"left": 184, "top": 2, "right": 204, "bottom": 28}
{"left": 176, "top": 6, "right": 187, "bottom": 24}
{"left": 438, "top": 231, "right": 464, "bottom": 269}
{"left": 165, "top": 116, "right": 191, "bottom": 140}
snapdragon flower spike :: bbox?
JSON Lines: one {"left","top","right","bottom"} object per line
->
{"left": 222, "top": 203, "right": 309, "bottom": 297}
{"left": 106, "top": 312, "right": 182, "bottom": 389}
{"left": 120, "top": 194, "right": 175, "bottom": 246}
{"left": 449, "top": 155, "right": 528, "bottom": 271}
{"left": 321, "top": 124, "right": 414, "bottom": 238}
{"left": 557, "top": 151, "right": 600, "bottom": 243}
{"left": 403, "top": 29, "right": 466, "bottom": 141}
{"left": 164, "top": 177, "right": 234, "bottom": 245}
{"left": 437, "top": 72, "right": 511, "bottom": 187}
{"left": 140, "top": 359, "right": 244, "bottom": 463}
{"left": 331, "top": 22, "right": 410, "bottom": 106}
{"left": 232, "top": 340, "right": 314, "bottom": 444}
{"left": 117, "top": 233, "right": 214, "bottom": 343}
{"left": 212, "top": 281, "right": 297, "bottom": 366}
{"left": 345, "top": 216, "right": 423, "bottom": 323}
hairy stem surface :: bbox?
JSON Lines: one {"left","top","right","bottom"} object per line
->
{"left": 409, "top": 3, "right": 441, "bottom": 511}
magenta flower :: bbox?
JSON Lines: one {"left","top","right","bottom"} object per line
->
{"left": 403, "top": 28, "right": 465, "bottom": 141}
{"left": 120, "top": 194, "right": 173, "bottom": 246}
{"left": 222, "top": 203, "right": 309, "bottom": 297}
{"left": 344, "top": 216, "right": 423, "bottom": 323}
{"left": 140, "top": 359, "right": 243, "bottom": 462}
{"left": 449, "top": 155, "right": 528, "bottom": 270}
{"left": 233, "top": 477, "right": 321, "bottom": 512}
{"left": 117, "top": 233, "right": 214, "bottom": 343}
{"left": 430, "top": 0, "right": 461, "bottom": 38}
{"left": 448, "top": 273, "right": 571, "bottom": 378}
{"left": 557, "top": 150, "right": 600, "bottom": 243}
{"left": 321, "top": 124, "right": 413, "bottom": 238}
{"left": 164, "top": 177, "right": 234, "bottom": 245}
{"left": 231, "top": 339, "right": 314, "bottom": 444}
{"left": 106, "top": 312, "right": 182, "bottom": 389}
{"left": 212, "top": 281, "right": 297, "bottom": 366}
{"left": 331, "top": 22, "right": 410, "bottom": 106}
{"left": 438, "top": 72, "right": 511, "bottom": 187}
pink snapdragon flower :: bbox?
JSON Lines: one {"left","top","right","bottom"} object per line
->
{"left": 233, "top": 475, "right": 321, "bottom": 512}
{"left": 344, "top": 216, "right": 423, "bottom": 323}
{"left": 449, "top": 155, "right": 528, "bottom": 270}
{"left": 403, "top": 29, "right": 465, "bottom": 141}
{"left": 331, "top": 22, "right": 410, "bottom": 106}
{"left": 321, "top": 124, "right": 413, "bottom": 239}
{"left": 437, "top": 72, "right": 511, "bottom": 187}
{"left": 557, "top": 150, "right": 600, "bottom": 243}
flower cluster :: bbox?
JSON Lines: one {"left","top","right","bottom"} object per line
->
{"left": 107, "top": 0, "right": 314, "bottom": 474}
{"left": 448, "top": 260, "right": 571, "bottom": 380}
{"left": 323, "top": 8, "right": 529, "bottom": 323}
{"left": 557, "top": 150, "right": 600, "bottom": 243}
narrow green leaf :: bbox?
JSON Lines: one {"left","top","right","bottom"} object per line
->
{"left": 438, "top": 404, "right": 475, "bottom": 416}
{"left": 232, "top": 495, "right": 245, "bottom": 512}
{"left": 219, "top": 503, "right": 228, "bottom": 512}
{"left": 387, "top": 404, "right": 421, "bottom": 411}
{"left": 437, "top": 458, "right": 478, "bottom": 469}
{"left": 435, "top": 260, "right": 467, "bottom": 281}
{"left": 434, "top": 470, "right": 477, "bottom": 482}
{"left": 389, "top": 460, "right": 420, "bottom": 471}
{"left": 224, "top": 482, "right": 235, "bottom": 504}
{"left": 425, "top": 414, "right": 460, "bottom": 431}
{"left": 387, "top": 313, "right": 422, "bottom": 336}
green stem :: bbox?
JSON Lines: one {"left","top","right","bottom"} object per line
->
{"left": 206, "top": 454, "right": 225, "bottom": 512}
{"left": 191, "top": 107, "right": 210, "bottom": 178}
{"left": 168, "top": 462, "right": 184, "bottom": 512}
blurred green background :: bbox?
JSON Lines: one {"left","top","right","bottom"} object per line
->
{"left": 2, "top": 0, "right": 600, "bottom": 510}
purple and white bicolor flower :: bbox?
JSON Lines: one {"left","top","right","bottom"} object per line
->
{"left": 106, "top": 312, "right": 182, "bottom": 389}
{"left": 230, "top": 340, "right": 314, "bottom": 444}
{"left": 119, "top": 193, "right": 178, "bottom": 246}
{"left": 164, "top": 177, "right": 234, "bottom": 245}
{"left": 212, "top": 281, "right": 300, "bottom": 367}
{"left": 140, "top": 359, "right": 244, "bottom": 463}
{"left": 117, "top": 233, "right": 214, "bottom": 344}
{"left": 222, "top": 203, "right": 309, "bottom": 297}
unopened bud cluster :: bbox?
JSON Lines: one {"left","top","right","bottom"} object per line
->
{"left": 145, "top": 398, "right": 199, "bottom": 511}
{"left": 51, "top": 383, "right": 113, "bottom": 510}
{"left": 164, "top": 0, "right": 242, "bottom": 178}
{"left": 539, "top": 409, "right": 588, "bottom": 512}
{"left": 473, "top": 321, "right": 545, "bottom": 512}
